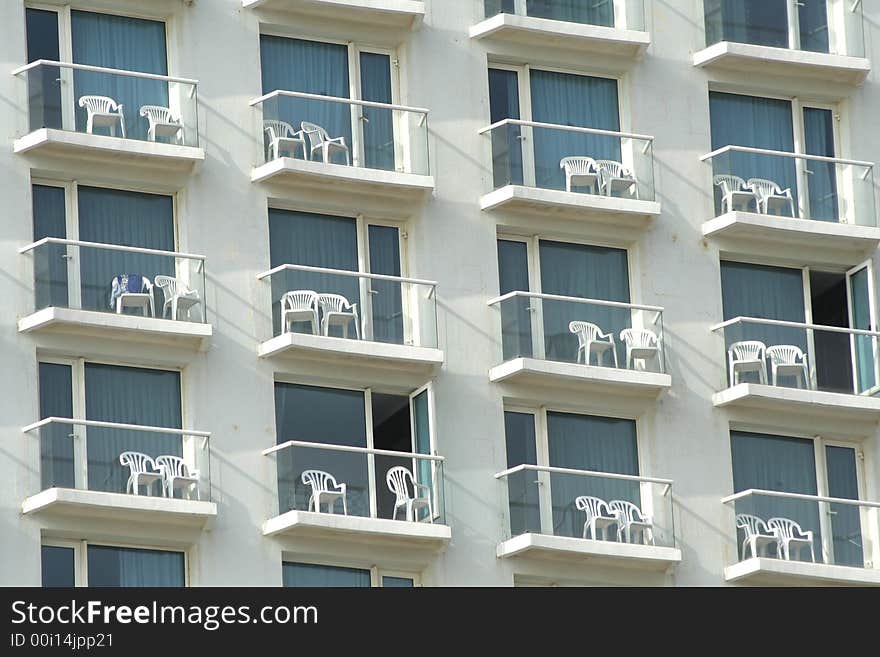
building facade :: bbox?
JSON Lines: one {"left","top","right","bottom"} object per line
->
{"left": 2, "top": 0, "right": 880, "bottom": 587}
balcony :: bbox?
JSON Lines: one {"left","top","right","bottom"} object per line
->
{"left": 241, "top": 0, "right": 425, "bottom": 30}
{"left": 22, "top": 418, "right": 216, "bottom": 530}
{"left": 695, "top": 1, "right": 870, "bottom": 84}
{"left": 262, "top": 441, "right": 450, "bottom": 560}
{"left": 257, "top": 265, "right": 442, "bottom": 385}
{"left": 11, "top": 61, "right": 204, "bottom": 177}
{"left": 702, "top": 147, "right": 879, "bottom": 264}
{"left": 19, "top": 238, "right": 211, "bottom": 350}
{"left": 470, "top": 1, "right": 650, "bottom": 60}
{"left": 496, "top": 465, "right": 681, "bottom": 571}
{"left": 487, "top": 292, "right": 670, "bottom": 398}
{"left": 711, "top": 317, "right": 880, "bottom": 422}
{"left": 250, "top": 91, "right": 433, "bottom": 212}
{"left": 479, "top": 120, "right": 659, "bottom": 227}
{"left": 723, "top": 489, "right": 880, "bottom": 586}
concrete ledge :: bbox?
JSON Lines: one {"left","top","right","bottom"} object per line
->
{"left": 242, "top": 0, "right": 424, "bottom": 29}
{"left": 13, "top": 128, "right": 204, "bottom": 172}
{"left": 18, "top": 307, "right": 212, "bottom": 349}
{"left": 489, "top": 357, "right": 671, "bottom": 398}
{"left": 497, "top": 533, "right": 681, "bottom": 571}
{"left": 693, "top": 41, "right": 870, "bottom": 85}
{"left": 470, "top": 14, "right": 650, "bottom": 59}
{"left": 713, "top": 383, "right": 880, "bottom": 423}
{"left": 725, "top": 556, "right": 880, "bottom": 586}
{"left": 262, "top": 509, "right": 451, "bottom": 552}
{"left": 480, "top": 185, "right": 660, "bottom": 226}
{"left": 22, "top": 488, "right": 217, "bottom": 529}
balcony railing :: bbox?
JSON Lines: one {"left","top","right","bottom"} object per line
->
{"left": 12, "top": 60, "right": 199, "bottom": 147}
{"left": 250, "top": 90, "right": 430, "bottom": 175}
{"left": 496, "top": 464, "right": 675, "bottom": 547}
{"left": 488, "top": 291, "right": 665, "bottom": 372}
{"left": 479, "top": 119, "right": 655, "bottom": 201}
{"left": 257, "top": 264, "right": 437, "bottom": 347}
{"left": 702, "top": 146, "right": 876, "bottom": 226}
{"left": 711, "top": 316, "right": 880, "bottom": 396}
{"left": 481, "top": 0, "right": 646, "bottom": 31}
{"left": 23, "top": 417, "right": 211, "bottom": 501}
{"left": 20, "top": 238, "right": 207, "bottom": 323}
{"left": 263, "top": 440, "right": 445, "bottom": 524}
{"left": 723, "top": 489, "right": 880, "bottom": 571}
{"left": 703, "top": 0, "right": 865, "bottom": 57}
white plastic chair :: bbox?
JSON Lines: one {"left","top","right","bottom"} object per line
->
{"left": 569, "top": 321, "right": 618, "bottom": 367}
{"left": 263, "top": 119, "right": 305, "bottom": 160}
{"left": 386, "top": 466, "right": 433, "bottom": 523}
{"left": 110, "top": 275, "right": 154, "bottom": 317}
{"left": 609, "top": 499, "right": 654, "bottom": 545}
{"left": 575, "top": 496, "right": 619, "bottom": 540}
{"left": 713, "top": 174, "right": 758, "bottom": 214}
{"left": 280, "top": 290, "right": 319, "bottom": 335}
{"left": 78, "top": 95, "right": 125, "bottom": 138}
{"left": 619, "top": 328, "right": 661, "bottom": 372}
{"left": 735, "top": 513, "right": 777, "bottom": 559}
{"left": 139, "top": 105, "right": 183, "bottom": 144}
{"left": 766, "top": 345, "right": 810, "bottom": 389}
{"left": 767, "top": 517, "right": 816, "bottom": 562}
{"left": 154, "top": 275, "right": 201, "bottom": 321}
{"left": 119, "top": 451, "right": 162, "bottom": 496}
{"left": 727, "top": 340, "right": 767, "bottom": 387}
{"left": 301, "top": 121, "right": 350, "bottom": 165}
{"left": 301, "top": 469, "right": 348, "bottom": 515}
{"left": 596, "top": 159, "right": 638, "bottom": 199}
{"left": 560, "top": 156, "right": 600, "bottom": 194}
{"left": 318, "top": 293, "right": 360, "bottom": 339}
{"left": 155, "top": 455, "right": 200, "bottom": 500}
{"left": 746, "top": 178, "right": 795, "bottom": 217}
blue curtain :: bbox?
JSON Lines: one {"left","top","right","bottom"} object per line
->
{"left": 77, "top": 186, "right": 175, "bottom": 314}
{"left": 367, "top": 225, "right": 403, "bottom": 344}
{"left": 720, "top": 261, "right": 807, "bottom": 379}
{"left": 488, "top": 68, "right": 523, "bottom": 189}
{"left": 88, "top": 545, "right": 184, "bottom": 587}
{"left": 382, "top": 576, "right": 414, "bottom": 587}
{"left": 803, "top": 107, "right": 838, "bottom": 222}
{"left": 527, "top": 0, "right": 614, "bottom": 26}
{"left": 547, "top": 412, "right": 639, "bottom": 539}
{"left": 497, "top": 239, "right": 533, "bottom": 360}
{"left": 282, "top": 562, "right": 370, "bottom": 587}
{"left": 704, "top": 0, "right": 789, "bottom": 48}
{"left": 730, "top": 431, "right": 820, "bottom": 559}
{"left": 274, "top": 383, "right": 368, "bottom": 516}
{"left": 411, "top": 388, "right": 433, "bottom": 515}
{"left": 504, "top": 411, "right": 540, "bottom": 537}
{"left": 84, "top": 364, "right": 182, "bottom": 494}
{"left": 709, "top": 91, "right": 797, "bottom": 216}
{"left": 25, "top": 8, "right": 62, "bottom": 131}
{"left": 41, "top": 545, "right": 75, "bottom": 587}
{"left": 359, "top": 52, "right": 394, "bottom": 171}
{"left": 39, "top": 362, "right": 74, "bottom": 490}
{"left": 799, "top": 0, "right": 830, "bottom": 53}
{"left": 539, "top": 240, "right": 630, "bottom": 365}
{"left": 259, "top": 36, "right": 351, "bottom": 163}
{"left": 71, "top": 11, "right": 168, "bottom": 141}
{"left": 267, "top": 209, "right": 359, "bottom": 337}
{"left": 530, "top": 70, "right": 620, "bottom": 191}
{"left": 825, "top": 446, "right": 863, "bottom": 567}
{"left": 484, "top": 0, "right": 515, "bottom": 17}
{"left": 32, "top": 184, "right": 68, "bottom": 311}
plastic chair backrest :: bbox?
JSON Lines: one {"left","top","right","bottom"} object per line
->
{"left": 282, "top": 290, "right": 319, "bottom": 312}
{"left": 560, "top": 156, "right": 598, "bottom": 175}
{"left": 767, "top": 517, "right": 805, "bottom": 540}
{"left": 609, "top": 499, "right": 645, "bottom": 523}
{"left": 301, "top": 469, "right": 338, "bottom": 494}
{"left": 766, "top": 345, "right": 805, "bottom": 366}
{"left": 79, "top": 95, "right": 119, "bottom": 113}
{"left": 119, "top": 451, "right": 157, "bottom": 474}
{"left": 620, "top": 328, "right": 657, "bottom": 348}
{"left": 730, "top": 340, "right": 766, "bottom": 362}
{"left": 155, "top": 455, "right": 192, "bottom": 479}
{"left": 747, "top": 178, "right": 784, "bottom": 197}
{"left": 140, "top": 105, "right": 178, "bottom": 124}
{"left": 318, "top": 293, "right": 352, "bottom": 313}
{"left": 386, "top": 466, "right": 416, "bottom": 503}
{"left": 575, "top": 495, "right": 612, "bottom": 522}
{"left": 713, "top": 174, "right": 747, "bottom": 195}
{"left": 735, "top": 513, "right": 770, "bottom": 538}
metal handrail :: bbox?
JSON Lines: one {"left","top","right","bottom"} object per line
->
{"left": 23, "top": 416, "right": 211, "bottom": 439}
{"left": 20, "top": 237, "right": 206, "bottom": 261}
{"left": 711, "top": 315, "right": 880, "bottom": 339}
{"left": 257, "top": 263, "right": 436, "bottom": 288}
{"left": 700, "top": 144, "right": 874, "bottom": 170}
{"left": 495, "top": 463, "right": 673, "bottom": 489}
{"left": 487, "top": 290, "right": 663, "bottom": 313}
{"left": 263, "top": 439, "right": 444, "bottom": 461}
{"left": 478, "top": 118, "right": 654, "bottom": 143}
{"left": 249, "top": 89, "right": 430, "bottom": 115}
{"left": 722, "top": 488, "right": 880, "bottom": 510}
{"left": 12, "top": 59, "right": 198, "bottom": 86}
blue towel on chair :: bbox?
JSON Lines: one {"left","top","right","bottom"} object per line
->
{"left": 109, "top": 273, "right": 145, "bottom": 309}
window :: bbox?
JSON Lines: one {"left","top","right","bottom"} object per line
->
{"left": 483, "top": 0, "right": 637, "bottom": 29}
{"left": 267, "top": 208, "right": 407, "bottom": 343}
{"left": 488, "top": 65, "right": 621, "bottom": 192}
{"left": 37, "top": 359, "right": 183, "bottom": 493}
{"left": 282, "top": 562, "right": 418, "bottom": 587}
{"left": 41, "top": 541, "right": 186, "bottom": 587}
{"left": 273, "top": 381, "right": 436, "bottom": 520}
{"left": 730, "top": 430, "right": 865, "bottom": 567}
{"left": 704, "top": 0, "right": 837, "bottom": 53}
{"left": 496, "top": 236, "right": 633, "bottom": 365}
{"left": 504, "top": 409, "right": 641, "bottom": 539}
{"left": 719, "top": 259, "right": 878, "bottom": 394}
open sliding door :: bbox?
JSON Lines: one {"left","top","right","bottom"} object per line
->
{"left": 846, "top": 259, "right": 880, "bottom": 395}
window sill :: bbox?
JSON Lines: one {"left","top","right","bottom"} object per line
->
{"left": 725, "top": 556, "right": 880, "bottom": 587}
{"left": 242, "top": 0, "right": 424, "bottom": 30}
{"left": 713, "top": 383, "right": 880, "bottom": 425}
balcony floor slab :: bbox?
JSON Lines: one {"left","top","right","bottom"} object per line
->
{"left": 242, "top": 0, "right": 424, "bottom": 29}
{"left": 725, "top": 557, "right": 880, "bottom": 586}
{"left": 497, "top": 533, "right": 681, "bottom": 571}
{"left": 713, "top": 383, "right": 880, "bottom": 423}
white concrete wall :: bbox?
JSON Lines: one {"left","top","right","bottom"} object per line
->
{"left": 1, "top": 0, "right": 878, "bottom": 586}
